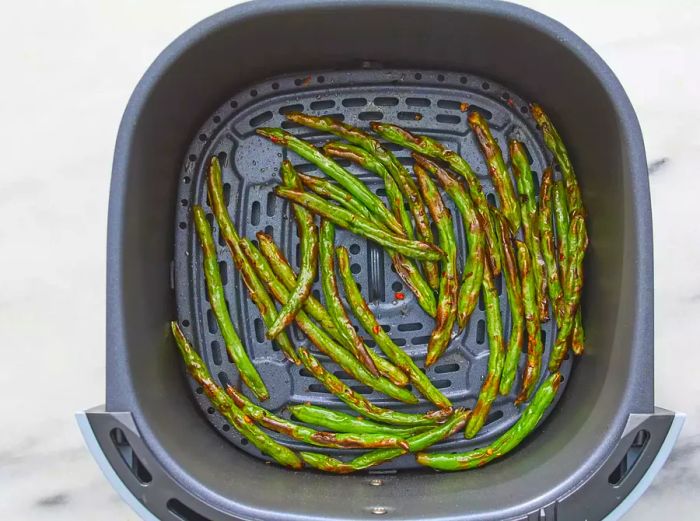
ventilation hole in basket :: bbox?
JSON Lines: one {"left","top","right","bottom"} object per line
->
{"left": 485, "top": 409, "right": 504, "bottom": 426}
{"left": 266, "top": 192, "right": 276, "bottom": 216}
{"left": 299, "top": 368, "right": 313, "bottom": 377}
{"left": 541, "top": 329, "right": 547, "bottom": 345}
{"left": 183, "top": 176, "right": 191, "bottom": 184}
{"left": 110, "top": 428, "right": 152, "bottom": 485}
{"left": 250, "top": 89, "right": 258, "bottom": 97}
{"left": 219, "top": 261, "right": 228, "bottom": 286}
{"left": 222, "top": 424, "right": 230, "bottom": 432}
{"left": 250, "top": 201, "right": 261, "bottom": 225}
{"left": 383, "top": 142, "right": 402, "bottom": 152}
{"left": 392, "top": 337, "right": 407, "bottom": 346}
{"left": 310, "top": 99, "right": 335, "bottom": 110}
{"left": 478, "top": 291, "right": 485, "bottom": 311}
{"left": 411, "top": 335, "right": 431, "bottom": 345}
{"left": 241, "top": 438, "right": 249, "bottom": 446}
{"left": 206, "top": 310, "right": 218, "bottom": 334}
{"left": 312, "top": 288, "right": 321, "bottom": 300}
{"left": 359, "top": 111, "right": 383, "bottom": 121}
{"left": 434, "top": 362, "right": 460, "bottom": 374}
{"left": 486, "top": 193, "right": 497, "bottom": 207}
{"left": 430, "top": 222, "right": 439, "bottom": 242}
{"left": 414, "top": 73, "right": 422, "bottom": 80}
{"left": 295, "top": 243, "right": 301, "bottom": 268}
{"left": 249, "top": 111, "right": 273, "bottom": 127}
{"left": 217, "top": 151, "right": 227, "bottom": 166}
{"left": 608, "top": 430, "right": 650, "bottom": 486}
{"left": 405, "top": 97, "right": 430, "bottom": 108}
{"left": 281, "top": 120, "right": 303, "bottom": 130}
{"left": 196, "top": 387, "right": 203, "bottom": 394}
{"left": 460, "top": 76, "right": 468, "bottom": 84}
{"left": 398, "top": 111, "right": 421, "bottom": 121}
{"left": 351, "top": 263, "right": 362, "bottom": 275}
{"left": 333, "top": 370, "right": 351, "bottom": 380}
{"left": 211, "top": 341, "right": 222, "bottom": 366}
{"left": 213, "top": 115, "right": 221, "bottom": 124}
{"left": 501, "top": 92, "right": 511, "bottom": 101}
{"left": 271, "top": 82, "right": 279, "bottom": 90}
{"left": 468, "top": 105, "right": 493, "bottom": 121}
{"left": 476, "top": 319, "right": 486, "bottom": 344}
{"left": 520, "top": 105, "right": 529, "bottom": 114}
{"left": 390, "top": 264, "right": 397, "bottom": 273}
{"left": 198, "top": 133, "right": 207, "bottom": 142}
{"left": 349, "top": 244, "right": 361, "bottom": 255}
{"left": 335, "top": 158, "right": 351, "bottom": 168}
{"left": 357, "top": 283, "right": 363, "bottom": 293}
{"left": 188, "top": 154, "right": 197, "bottom": 162}
{"left": 397, "top": 156, "right": 414, "bottom": 166}
{"left": 264, "top": 225, "right": 274, "bottom": 236}
{"left": 218, "top": 371, "right": 230, "bottom": 389}
{"left": 437, "top": 100, "right": 462, "bottom": 110}
{"left": 376, "top": 187, "right": 387, "bottom": 197}
{"left": 482, "top": 82, "right": 490, "bottom": 90}
{"left": 365, "top": 338, "right": 376, "bottom": 348}
{"left": 293, "top": 326, "right": 305, "bottom": 342}
{"left": 223, "top": 183, "right": 231, "bottom": 206}
{"left": 207, "top": 407, "right": 215, "bottom": 415}
{"left": 495, "top": 274, "right": 502, "bottom": 295}
{"left": 294, "top": 78, "right": 304, "bottom": 86}
{"left": 381, "top": 324, "right": 391, "bottom": 332}
{"left": 167, "top": 499, "right": 210, "bottom": 521}
{"left": 531, "top": 171, "right": 540, "bottom": 195}
{"left": 521, "top": 145, "right": 534, "bottom": 165}
{"left": 309, "top": 384, "right": 331, "bottom": 394}
{"left": 279, "top": 104, "right": 304, "bottom": 115}
{"left": 351, "top": 385, "right": 373, "bottom": 395}
{"left": 437, "top": 114, "right": 461, "bottom": 125}
{"left": 432, "top": 379, "right": 451, "bottom": 389}
{"left": 179, "top": 222, "right": 187, "bottom": 230}
{"left": 342, "top": 98, "right": 367, "bottom": 108}
{"left": 295, "top": 163, "right": 317, "bottom": 173}
{"left": 437, "top": 74, "right": 446, "bottom": 82}
{"left": 374, "top": 96, "right": 399, "bottom": 107}
{"left": 325, "top": 113, "right": 346, "bottom": 122}
{"left": 391, "top": 281, "right": 403, "bottom": 292}
{"left": 398, "top": 322, "right": 421, "bottom": 332}
{"left": 254, "top": 318, "right": 265, "bottom": 343}
{"left": 317, "top": 75, "right": 325, "bottom": 83}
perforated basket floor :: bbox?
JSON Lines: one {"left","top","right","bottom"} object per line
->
{"left": 173, "top": 68, "right": 572, "bottom": 470}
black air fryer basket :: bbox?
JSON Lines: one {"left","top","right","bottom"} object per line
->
{"left": 78, "top": 1, "right": 683, "bottom": 520}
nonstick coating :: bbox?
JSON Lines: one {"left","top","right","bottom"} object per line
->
{"left": 173, "top": 68, "right": 573, "bottom": 469}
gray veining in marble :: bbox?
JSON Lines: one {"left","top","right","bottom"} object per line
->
{"left": 0, "top": 0, "right": 698, "bottom": 519}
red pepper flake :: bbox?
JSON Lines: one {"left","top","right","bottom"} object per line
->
{"left": 302, "top": 75, "right": 312, "bottom": 86}
{"left": 459, "top": 102, "right": 470, "bottom": 112}
{"left": 394, "top": 292, "right": 405, "bottom": 300}
{"left": 372, "top": 324, "right": 381, "bottom": 335}
{"left": 506, "top": 98, "right": 515, "bottom": 108}
{"left": 414, "top": 113, "right": 422, "bottom": 121}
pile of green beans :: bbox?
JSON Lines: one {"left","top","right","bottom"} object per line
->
{"left": 171, "top": 104, "right": 587, "bottom": 472}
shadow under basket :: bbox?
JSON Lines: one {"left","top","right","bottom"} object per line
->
{"left": 79, "top": 1, "right": 683, "bottom": 520}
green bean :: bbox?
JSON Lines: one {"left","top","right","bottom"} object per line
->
{"left": 336, "top": 246, "right": 452, "bottom": 410}
{"left": 266, "top": 161, "right": 318, "bottom": 339}
{"left": 206, "top": 157, "right": 298, "bottom": 364}
{"left": 416, "top": 373, "right": 562, "bottom": 470}
{"left": 254, "top": 233, "right": 407, "bottom": 384}
{"left": 468, "top": 111, "right": 521, "bottom": 232}
{"left": 240, "top": 238, "right": 415, "bottom": 402}
{"left": 170, "top": 322, "right": 301, "bottom": 468}
{"left": 297, "top": 173, "right": 373, "bottom": 221}
{"left": 257, "top": 127, "right": 404, "bottom": 235}
{"left": 414, "top": 165, "right": 458, "bottom": 367}
{"left": 288, "top": 404, "right": 430, "bottom": 437}
{"left": 297, "top": 348, "right": 452, "bottom": 426}
{"left": 319, "top": 220, "right": 378, "bottom": 376}
{"left": 492, "top": 209, "right": 524, "bottom": 396}
{"left": 324, "top": 140, "right": 440, "bottom": 291}
{"left": 514, "top": 240, "right": 544, "bottom": 406}
{"left": 370, "top": 121, "right": 502, "bottom": 276}
{"left": 465, "top": 258, "right": 505, "bottom": 438}
{"left": 274, "top": 187, "right": 444, "bottom": 261}
{"left": 537, "top": 167, "right": 564, "bottom": 326}
{"left": 284, "top": 113, "right": 436, "bottom": 270}
{"left": 300, "top": 409, "right": 470, "bottom": 473}
{"left": 509, "top": 140, "right": 549, "bottom": 322}
{"left": 225, "top": 386, "right": 408, "bottom": 450}
{"left": 413, "top": 154, "right": 484, "bottom": 330}
{"left": 548, "top": 213, "right": 587, "bottom": 371}
{"left": 192, "top": 206, "right": 268, "bottom": 401}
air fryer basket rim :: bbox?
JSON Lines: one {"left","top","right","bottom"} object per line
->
{"left": 100, "top": 0, "right": 659, "bottom": 520}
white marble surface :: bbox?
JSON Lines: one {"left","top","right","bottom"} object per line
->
{"left": 0, "top": 1, "right": 697, "bottom": 519}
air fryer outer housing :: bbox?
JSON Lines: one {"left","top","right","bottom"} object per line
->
{"left": 78, "top": 1, "right": 683, "bottom": 520}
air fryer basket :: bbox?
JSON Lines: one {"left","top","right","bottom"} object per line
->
{"left": 79, "top": 1, "right": 683, "bottom": 520}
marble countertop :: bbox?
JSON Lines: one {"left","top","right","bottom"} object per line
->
{"left": 1, "top": 0, "right": 697, "bottom": 519}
